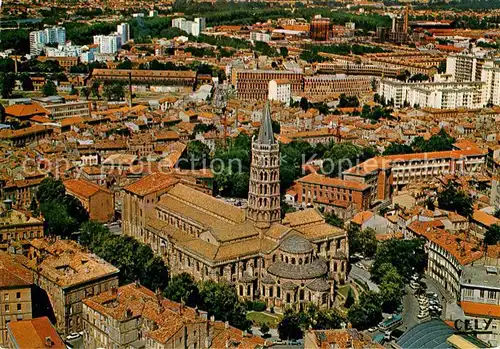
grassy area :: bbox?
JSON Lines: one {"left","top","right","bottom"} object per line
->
{"left": 247, "top": 311, "right": 280, "bottom": 328}
{"left": 338, "top": 285, "right": 352, "bottom": 298}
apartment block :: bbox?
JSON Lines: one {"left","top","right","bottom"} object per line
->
{"left": 234, "top": 70, "right": 303, "bottom": 100}
{"left": 0, "top": 252, "right": 33, "bottom": 346}
{"left": 268, "top": 79, "right": 291, "bottom": 106}
{"left": 481, "top": 59, "right": 500, "bottom": 107}
{"left": 342, "top": 144, "right": 486, "bottom": 202}
{"left": 296, "top": 172, "right": 372, "bottom": 215}
{"left": 93, "top": 34, "right": 121, "bottom": 54}
{"left": 82, "top": 283, "right": 209, "bottom": 349}
{"left": 172, "top": 17, "right": 206, "bottom": 37}
{"left": 29, "top": 27, "right": 66, "bottom": 56}
{"left": 379, "top": 78, "right": 485, "bottom": 109}
{"left": 446, "top": 53, "right": 485, "bottom": 82}
{"left": 0, "top": 201, "right": 44, "bottom": 249}
{"left": 460, "top": 263, "right": 500, "bottom": 347}
{"left": 23, "top": 239, "right": 119, "bottom": 335}
{"left": 42, "top": 101, "right": 91, "bottom": 120}
{"left": 303, "top": 75, "right": 372, "bottom": 97}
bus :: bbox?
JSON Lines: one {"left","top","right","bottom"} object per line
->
{"left": 378, "top": 314, "right": 403, "bottom": 331}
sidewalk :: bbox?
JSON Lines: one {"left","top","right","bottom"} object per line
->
{"left": 424, "top": 276, "right": 464, "bottom": 321}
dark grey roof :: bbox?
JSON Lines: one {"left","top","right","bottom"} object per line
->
{"left": 306, "top": 278, "right": 330, "bottom": 292}
{"left": 397, "top": 320, "right": 454, "bottom": 349}
{"left": 279, "top": 234, "right": 313, "bottom": 254}
{"left": 257, "top": 101, "right": 275, "bottom": 145}
{"left": 281, "top": 281, "right": 298, "bottom": 290}
{"left": 240, "top": 272, "right": 257, "bottom": 283}
{"left": 267, "top": 259, "right": 327, "bottom": 280}
{"left": 261, "top": 273, "right": 276, "bottom": 284}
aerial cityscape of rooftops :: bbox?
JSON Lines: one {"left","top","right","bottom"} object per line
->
{"left": 0, "top": 0, "right": 500, "bottom": 348}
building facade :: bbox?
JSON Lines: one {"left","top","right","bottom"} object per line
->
{"left": 268, "top": 79, "right": 291, "bottom": 106}
{"left": 23, "top": 239, "right": 119, "bottom": 335}
{"left": 0, "top": 252, "right": 33, "bottom": 347}
{"left": 63, "top": 179, "right": 115, "bottom": 223}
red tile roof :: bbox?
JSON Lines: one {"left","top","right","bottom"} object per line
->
{"left": 460, "top": 301, "right": 500, "bottom": 319}
{"left": 5, "top": 103, "right": 49, "bottom": 118}
{"left": 8, "top": 316, "right": 65, "bottom": 348}
{"left": 64, "top": 178, "right": 111, "bottom": 198}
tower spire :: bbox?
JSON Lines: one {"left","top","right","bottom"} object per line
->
{"left": 247, "top": 102, "right": 281, "bottom": 230}
{"left": 258, "top": 101, "right": 275, "bottom": 145}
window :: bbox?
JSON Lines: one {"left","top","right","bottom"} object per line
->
{"left": 5, "top": 304, "right": 9, "bottom": 312}
{"left": 17, "top": 304, "right": 21, "bottom": 311}
{"left": 4, "top": 293, "right": 9, "bottom": 301}
{"left": 16, "top": 292, "right": 20, "bottom": 299}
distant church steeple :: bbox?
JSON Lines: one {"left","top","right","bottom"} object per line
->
{"left": 247, "top": 101, "right": 281, "bottom": 229}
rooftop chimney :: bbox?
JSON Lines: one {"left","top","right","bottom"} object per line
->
{"left": 44, "top": 336, "right": 54, "bottom": 347}
{"left": 4, "top": 199, "right": 12, "bottom": 211}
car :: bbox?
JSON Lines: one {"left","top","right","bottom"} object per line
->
{"left": 384, "top": 331, "right": 392, "bottom": 340}
{"left": 417, "top": 312, "right": 429, "bottom": 319}
{"left": 355, "top": 262, "right": 367, "bottom": 270}
{"left": 66, "top": 333, "right": 81, "bottom": 341}
{"left": 368, "top": 327, "right": 378, "bottom": 332}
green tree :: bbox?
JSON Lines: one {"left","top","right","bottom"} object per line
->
{"left": 42, "top": 80, "right": 57, "bottom": 96}
{"left": 163, "top": 272, "right": 201, "bottom": 307}
{"left": 383, "top": 142, "right": 414, "bottom": 156}
{"left": 103, "top": 82, "right": 125, "bottom": 101}
{"left": 344, "top": 287, "right": 355, "bottom": 308}
{"left": 19, "top": 73, "right": 34, "bottom": 91}
{"left": 377, "top": 263, "right": 404, "bottom": 313}
{"left": 280, "top": 46, "right": 289, "bottom": 57}
{"left": 437, "top": 182, "right": 473, "bottom": 218}
{"left": 40, "top": 201, "right": 78, "bottom": 237}
{"left": 484, "top": 224, "right": 500, "bottom": 246}
{"left": 411, "top": 128, "right": 454, "bottom": 153}
{"left": 278, "top": 308, "right": 303, "bottom": 340}
{"left": 0, "top": 73, "right": 16, "bottom": 98}
{"left": 116, "top": 59, "right": 133, "bottom": 69}
{"left": 338, "top": 94, "right": 360, "bottom": 108}
{"left": 260, "top": 323, "right": 270, "bottom": 338}
{"left": 325, "top": 212, "right": 344, "bottom": 228}
{"left": 80, "top": 87, "right": 90, "bottom": 100}
{"left": 91, "top": 81, "right": 101, "bottom": 99}
{"left": 179, "top": 140, "right": 211, "bottom": 170}
{"left": 321, "top": 142, "right": 376, "bottom": 178}
{"left": 347, "top": 291, "right": 382, "bottom": 330}
{"left": 348, "top": 225, "right": 378, "bottom": 258}
{"left": 299, "top": 97, "right": 309, "bottom": 111}
{"left": 199, "top": 280, "right": 250, "bottom": 330}
{"left": 371, "top": 239, "right": 427, "bottom": 283}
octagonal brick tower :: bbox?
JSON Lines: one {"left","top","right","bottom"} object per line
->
{"left": 247, "top": 101, "right": 281, "bottom": 229}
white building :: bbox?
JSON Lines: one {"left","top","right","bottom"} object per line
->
{"left": 171, "top": 17, "right": 206, "bottom": 37}
{"left": 460, "top": 264, "right": 500, "bottom": 347}
{"left": 446, "top": 53, "right": 484, "bottom": 82}
{"left": 250, "top": 31, "right": 271, "bottom": 42}
{"left": 45, "top": 43, "right": 82, "bottom": 58}
{"left": 268, "top": 79, "right": 291, "bottom": 106}
{"left": 117, "top": 23, "right": 130, "bottom": 45}
{"left": 481, "top": 59, "right": 500, "bottom": 107}
{"left": 379, "top": 78, "right": 485, "bottom": 109}
{"left": 93, "top": 34, "right": 121, "bottom": 54}
{"left": 149, "top": 10, "right": 158, "bottom": 17}
{"left": 29, "top": 27, "right": 66, "bottom": 56}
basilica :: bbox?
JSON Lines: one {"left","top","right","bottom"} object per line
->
{"left": 122, "top": 102, "right": 349, "bottom": 311}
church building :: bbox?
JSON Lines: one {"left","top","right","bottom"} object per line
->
{"left": 122, "top": 102, "right": 349, "bottom": 311}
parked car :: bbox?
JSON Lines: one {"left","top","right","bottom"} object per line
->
{"left": 66, "top": 333, "right": 81, "bottom": 341}
{"left": 368, "top": 327, "right": 378, "bottom": 332}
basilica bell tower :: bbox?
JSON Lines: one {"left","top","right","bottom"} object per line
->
{"left": 247, "top": 101, "right": 281, "bottom": 229}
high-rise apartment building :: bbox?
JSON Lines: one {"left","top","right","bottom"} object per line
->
{"left": 481, "top": 59, "right": 500, "bottom": 106}
{"left": 171, "top": 17, "right": 206, "bottom": 37}
{"left": 29, "top": 27, "right": 66, "bottom": 56}
{"left": 93, "top": 34, "right": 121, "bottom": 54}
{"left": 116, "top": 23, "right": 130, "bottom": 45}
{"left": 446, "top": 53, "right": 485, "bottom": 82}
{"left": 310, "top": 15, "right": 330, "bottom": 41}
